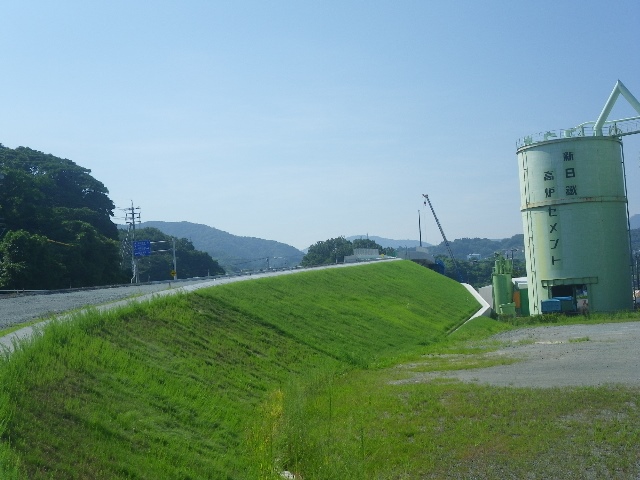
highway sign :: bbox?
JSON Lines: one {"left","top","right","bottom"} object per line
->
{"left": 133, "top": 240, "right": 151, "bottom": 257}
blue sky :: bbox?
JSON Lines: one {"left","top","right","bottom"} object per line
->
{"left": 1, "top": 1, "right": 639, "bottom": 249}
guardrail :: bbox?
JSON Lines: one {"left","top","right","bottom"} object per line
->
{"left": 0, "top": 258, "right": 398, "bottom": 298}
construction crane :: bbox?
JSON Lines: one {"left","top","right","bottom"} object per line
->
{"left": 422, "top": 194, "right": 463, "bottom": 282}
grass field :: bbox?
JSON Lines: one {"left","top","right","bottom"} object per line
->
{"left": 0, "top": 261, "right": 476, "bottom": 478}
{"left": 281, "top": 314, "right": 640, "bottom": 479}
{"left": 0, "top": 261, "right": 639, "bottom": 479}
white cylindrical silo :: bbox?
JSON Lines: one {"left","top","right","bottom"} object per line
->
{"left": 517, "top": 136, "right": 633, "bottom": 314}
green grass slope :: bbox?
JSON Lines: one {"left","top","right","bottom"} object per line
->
{"left": 0, "top": 261, "right": 477, "bottom": 479}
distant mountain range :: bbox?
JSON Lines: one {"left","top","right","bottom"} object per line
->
{"left": 428, "top": 234, "right": 526, "bottom": 260}
{"left": 139, "top": 221, "right": 304, "bottom": 273}
{"left": 360, "top": 220, "right": 640, "bottom": 261}
{"left": 349, "top": 234, "right": 525, "bottom": 260}
{"left": 138, "top": 217, "right": 640, "bottom": 274}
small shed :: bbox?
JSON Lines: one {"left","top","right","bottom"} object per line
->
{"left": 512, "top": 277, "right": 529, "bottom": 316}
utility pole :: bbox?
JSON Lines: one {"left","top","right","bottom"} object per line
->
{"left": 634, "top": 251, "right": 640, "bottom": 291}
{"left": 123, "top": 201, "right": 141, "bottom": 283}
{"left": 0, "top": 173, "right": 6, "bottom": 238}
{"left": 172, "top": 237, "right": 177, "bottom": 280}
{"left": 418, "top": 209, "right": 422, "bottom": 247}
{"left": 149, "top": 238, "right": 177, "bottom": 280}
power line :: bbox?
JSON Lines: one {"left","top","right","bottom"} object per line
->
{"left": 120, "top": 201, "right": 141, "bottom": 284}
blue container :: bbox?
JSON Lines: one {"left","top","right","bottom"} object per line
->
{"left": 541, "top": 299, "right": 561, "bottom": 313}
{"left": 553, "top": 296, "right": 575, "bottom": 312}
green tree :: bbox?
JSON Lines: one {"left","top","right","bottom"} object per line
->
{"left": 428, "top": 235, "right": 525, "bottom": 261}
{"left": 0, "top": 230, "right": 65, "bottom": 289}
{"left": 352, "top": 238, "right": 380, "bottom": 250}
{"left": 381, "top": 246, "right": 396, "bottom": 256}
{"left": 434, "top": 254, "right": 527, "bottom": 288}
{"left": 125, "top": 228, "right": 225, "bottom": 281}
{"left": 301, "top": 237, "right": 393, "bottom": 266}
{"left": 352, "top": 238, "right": 394, "bottom": 256}
{"left": 301, "top": 237, "right": 354, "bottom": 266}
{"left": 0, "top": 145, "right": 126, "bottom": 288}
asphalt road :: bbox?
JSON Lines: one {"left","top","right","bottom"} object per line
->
{"left": 0, "top": 261, "right": 400, "bottom": 352}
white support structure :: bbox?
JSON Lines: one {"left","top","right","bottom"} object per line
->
{"left": 594, "top": 80, "right": 640, "bottom": 135}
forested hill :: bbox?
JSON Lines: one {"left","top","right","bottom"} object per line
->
{"left": 430, "top": 229, "right": 640, "bottom": 261}
{"left": 347, "top": 233, "right": 525, "bottom": 260}
{"left": 139, "top": 221, "right": 304, "bottom": 272}
{"left": 0, "top": 144, "right": 125, "bottom": 289}
{"left": 427, "top": 234, "right": 526, "bottom": 260}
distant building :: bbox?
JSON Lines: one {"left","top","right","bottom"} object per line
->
{"left": 467, "top": 253, "right": 482, "bottom": 261}
{"left": 395, "top": 246, "right": 434, "bottom": 264}
{"left": 343, "top": 248, "right": 381, "bottom": 263}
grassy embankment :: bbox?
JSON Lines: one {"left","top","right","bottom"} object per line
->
{"left": 0, "top": 261, "right": 477, "bottom": 479}
{"left": 1, "top": 261, "right": 640, "bottom": 478}
{"left": 287, "top": 312, "right": 640, "bottom": 479}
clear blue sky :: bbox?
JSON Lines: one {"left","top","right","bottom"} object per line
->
{"left": 1, "top": 1, "right": 639, "bottom": 249}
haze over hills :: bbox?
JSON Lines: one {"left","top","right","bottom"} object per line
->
{"left": 346, "top": 235, "right": 431, "bottom": 249}
{"left": 139, "top": 221, "right": 304, "bottom": 273}
{"left": 138, "top": 219, "right": 640, "bottom": 275}
{"left": 428, "top": 234, "right": 526, "bottom": 260}
{"left": 347, "top": 234, "right": 526, "bottom": 260}
{"left": 355, "top": 213, "right": 640, "bottom": 253}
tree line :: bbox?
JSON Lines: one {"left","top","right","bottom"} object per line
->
{"left": 301, "top": 237, "right": 395, "bottom": 267}
{"left": 301, "top": 234, "right": 528, "bottom": 289}
{"left": 435, "top": 254, "right": 527, "bottom": 288}
{"left": 428, "top": 234, "right": 526, "bottom": 260}
{"left": 122, "top": 227, "right": 224, "bottom": 282}
{"left": 0, "top": 144, "right": 223, "bottom": 289}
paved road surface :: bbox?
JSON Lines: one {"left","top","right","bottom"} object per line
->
{"left": 0, "top": 261, "right": 399, "bottom": 352}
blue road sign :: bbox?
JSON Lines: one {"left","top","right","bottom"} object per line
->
{"left": 133, "top": 240, "right": 151, "bottom": 257}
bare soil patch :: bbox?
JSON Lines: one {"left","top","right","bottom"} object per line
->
{"left": 400, "top": 321, "right": 640, "bottom": 388}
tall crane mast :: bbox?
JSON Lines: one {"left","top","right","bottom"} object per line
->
{"left": 422, "top": 194, "right": 463, "bottom": 282}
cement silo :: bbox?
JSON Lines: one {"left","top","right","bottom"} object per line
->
{"left": 517, "top": 81, "right": 640, "bottom": 314}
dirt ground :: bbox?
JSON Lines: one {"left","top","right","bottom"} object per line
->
{"left": 401, "top": 321, "right": 640, "bottom": 388}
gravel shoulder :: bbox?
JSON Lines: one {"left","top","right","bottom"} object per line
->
{"left": 399, "top": 321, "right": 640, "bottom": 388}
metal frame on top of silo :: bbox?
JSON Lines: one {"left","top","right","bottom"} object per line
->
{"left": 517, "top": 80, "right": 640, "bottom": 314}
